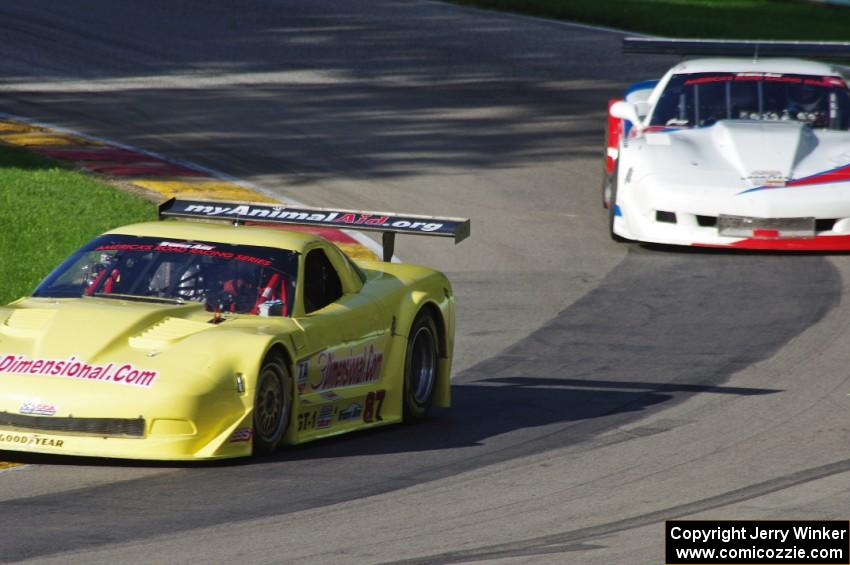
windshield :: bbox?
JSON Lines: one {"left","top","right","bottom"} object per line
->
{"left": 34, "top": 235, "right": 298, "bottom": 316}
{"left": 649, "top": 72, "right": 850, "bottom": 130}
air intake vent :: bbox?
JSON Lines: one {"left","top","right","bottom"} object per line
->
{"left": 656, "top": 211, "right": 677, "bottom": 224}
{"left": 697, "top": 215, "right": 718, "bottom": 227}
{"left": 0, "top": 412, "right": 144, "bottom": 437}
{"left": 815, "top": 219, "right": 837, "bottom": 232}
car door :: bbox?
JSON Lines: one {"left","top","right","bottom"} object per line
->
{"left": 291, "top": 244, "right": 391, "bottom": 435}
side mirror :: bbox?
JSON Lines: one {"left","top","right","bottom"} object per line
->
{"left": 610, "top": 101, "right": 644, "bottom": 134}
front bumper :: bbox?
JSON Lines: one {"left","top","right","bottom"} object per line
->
{"left": 0, "top": 374, "right": 255, "bottom": 461}
{"left": 0, "top": 413, "right": 254, "bottom": 461}
{"left": 614, "top": 180, "right": 850, "bottom": 250}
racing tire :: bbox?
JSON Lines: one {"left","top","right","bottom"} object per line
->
{"left": 252, "top": 355, "right": 292, "bottom": 456}
{"left": 607, "top": 170, "right": 628, "bottom": 243}
{"left": 403, "top": 313, "right": 439, "bottom": 421}
{"left": 602, "top": 173, "right": 614, "bottom": 210}
{"left": 602, "top": 119, "right": 616, "bottom": 209}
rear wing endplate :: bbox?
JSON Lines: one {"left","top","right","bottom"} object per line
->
{"left": 158, "top": 198, "right": 470, "bottom": 262}
{"left": 623, "top": 37, "right": 850, "bottom": 58}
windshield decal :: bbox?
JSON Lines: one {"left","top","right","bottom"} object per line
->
{"left": 685, "top": 74, "right": 847, "bottom": 88}
{"left": 95, "top": 243, "right": 272, "bottom": 266}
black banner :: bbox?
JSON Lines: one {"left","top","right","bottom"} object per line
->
{"left": 158, "top": 198, "right": 470, "bottom": 243}
{"left": 666, "top": 520, "right": 849, "bottom": 564}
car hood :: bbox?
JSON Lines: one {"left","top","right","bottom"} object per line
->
{"left": 632, "top": 120, "right": 850, "bottom": 193}
{"left": 0, "top": 298, "right": 217, "bottom": 362}
{"left": 0, "top": 296, "right": 295, "bottom": 378}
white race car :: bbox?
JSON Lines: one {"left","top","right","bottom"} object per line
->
{"left": 604, "top": 38, "right": 850, "bottom": 250}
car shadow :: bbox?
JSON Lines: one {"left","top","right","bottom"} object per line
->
{"left": 273, "top": 376, "right": 777, "bottom": 463}
{"left": 0, "top": 375, "right": 777, "bottom": 469}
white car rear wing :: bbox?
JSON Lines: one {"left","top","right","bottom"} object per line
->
{"left": 158, "top": 198, "right": 470, "bottom": 262}
{"left": 623, "top": 37, "right": 850, "bottom": 58}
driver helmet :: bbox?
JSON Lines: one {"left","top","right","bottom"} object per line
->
{"left": 787, "top": 83, "right": 823, "bottom": 112}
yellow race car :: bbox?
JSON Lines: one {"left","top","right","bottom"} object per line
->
{"left": 0, "top": 198, "right": 469, "bottom": 460}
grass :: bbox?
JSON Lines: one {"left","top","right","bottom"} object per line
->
{"left": 0, "top": 144, "right": 155, "bottom": 304}
{"left": 450, "top": 0, "right": 850, "bottom": 40}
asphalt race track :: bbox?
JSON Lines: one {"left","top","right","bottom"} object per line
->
{"left": 1, "top": 2, "right": 850, "bottom": 563}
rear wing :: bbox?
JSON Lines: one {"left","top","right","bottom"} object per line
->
{"left": 158, "top": 198, "right": 470, "bottom": 262}
{"left": 623, "top": 37, "right": 850, "bottom": 58}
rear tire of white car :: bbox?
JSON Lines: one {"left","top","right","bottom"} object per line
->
{"left": 252, "top": 355, "right": 292, "bottom": 456}
{"left": 403, "top": 313, "right": 438, "bottom": 421}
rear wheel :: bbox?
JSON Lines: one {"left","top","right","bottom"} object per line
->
{"left": 252, "top": 356, "right": 291, "bottom": 455}
{"left": 403, "top": 314, "right": 439, "bottom": 421}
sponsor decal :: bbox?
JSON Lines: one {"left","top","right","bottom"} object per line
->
{"left": 297, "top": 410, "right": 315, "bottom": 431}
{"left": 156, "top": 241, "right": 215, "bottom": 251}
{"left": 179, "top": 203, "right": 447, "bottom": 234}
{"left": 296, "top": 361, "right": 310, "bottom": 394}
{"left": 684, "top": 73, "right": 849, "bottom": 89}
{"left": 739, "top": 162, "right": 850, "bottom": 194}
{"left": 298, "top": 404, "right": 338, "bottom": 431}
{"left": 747, "top": 170, "right": 786, "bottom": 187}
{"left": 311, "top": 345, "right": 383, "bottom": 391}
{"left": 0, "top": 354, "right": 158, "bottom": 387}
{"left": 95, "top": 242, "right": 271, "bottom": 266}
{"left": 337, "top": 402, "right": 362, "bottom": 422}
{"left": 0, "top": 433, "right": 64, "bottom": 448}
{"left": 316, "top": 405, "right": 334, "bottom": 429}
{"left": 95, "top": 243, "right": 155, "bottom": 252}
{"left": 363, "top": 390, "right": 386, "bottom": 423}
{"left": 19, "top": 401, "right": 57, "bottom": 416}
{"left": 229, "top": 428, "right": 253, "bottom": 443}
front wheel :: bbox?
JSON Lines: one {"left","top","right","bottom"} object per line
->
{"left": 403, "top": 314, "right": 439, "bottom": 421}
{"left": 602, "top": 173, "right": 614, "bottom": 210}
{"left": 608, "top": 169, "right": 627, "bottom": 243}
{"left": 252, "top": 356, "right": 292, "bottom": 456}
{"left": 602, "top": 165, "right": 617, "bottom": 209}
